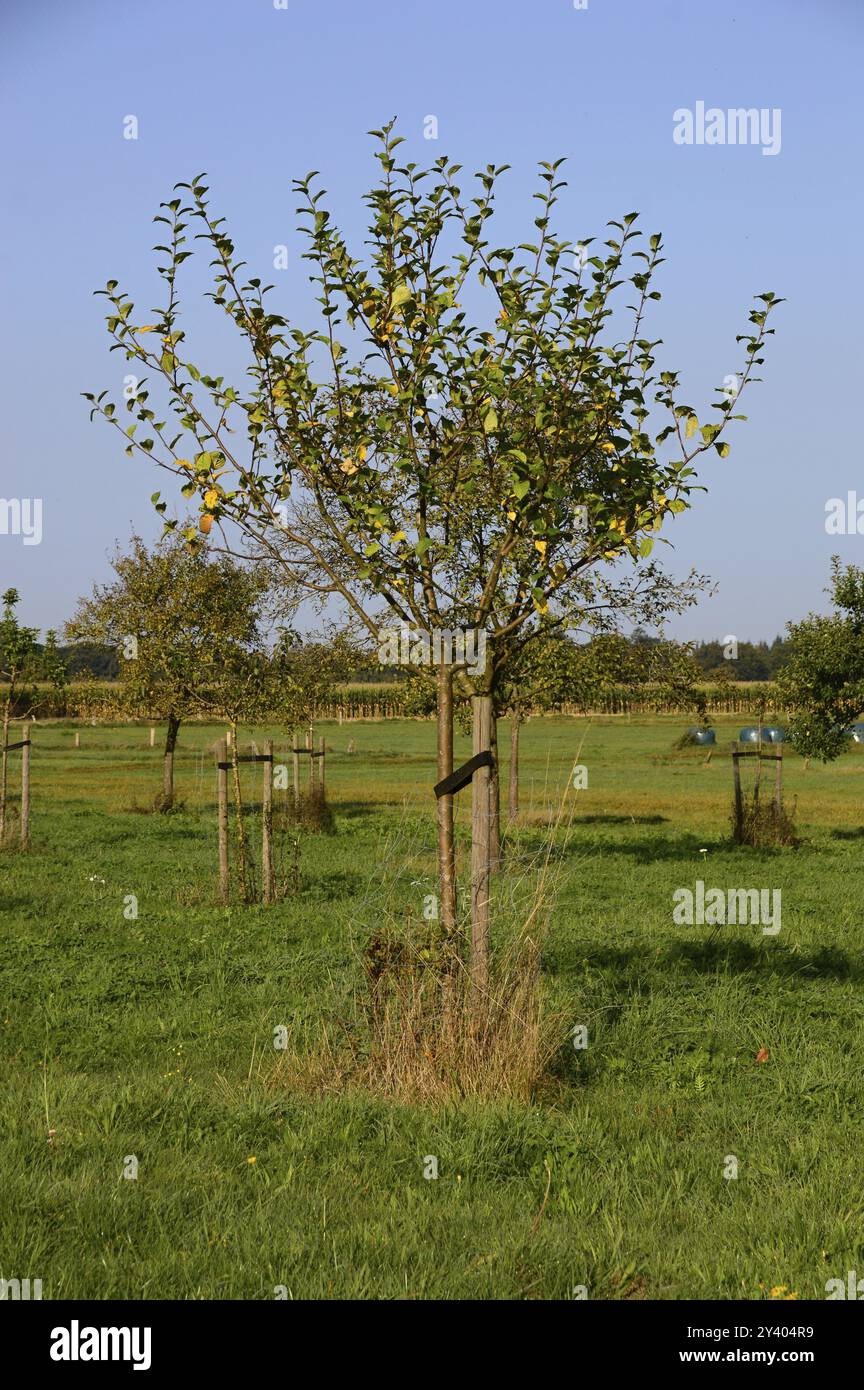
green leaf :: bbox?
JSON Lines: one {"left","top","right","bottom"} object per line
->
{"left": 483, "top": 408, "right": 498, "bottom": 434}
{"left": 391, "top": 284, "right": 413, "bottom": 310}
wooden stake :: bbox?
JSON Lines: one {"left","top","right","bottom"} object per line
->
{"left": 318, "top": 735, "right": 326, "bottom": 799}
{"left": 20, "top": 723, "right": 30, "bottom": 849}
{"left": 306, "top": 727, "right": 314, "bottom": 796}
{"left": 291, "top": 727, "right": 300, "bottom": 803}
{"left": 489, "top": 712, "right": 501, "bottom": 871}
{"left": 436, "top": 664, "right": 457, "bottom": 936}
{"left": 74, "top": 730, "right": 80, "bottom": 749}
{"left": 732, "top": 748, "right": 743, "bottom": 842}
{"left": 774, "top": 743, "right": 783, "bottom": 818}
{"left": 149, "top": 727, "right": 156, "bottom": 748}
{"left": 508, "top": 714, "right": 520, "bottom": 822}
{"left": 216, "top": 738, "right": 229, "bottom": 904}
{"left": 470, "top": 694, "right": 493, "bottom": 993}
{"left": 262, "top": 739, "right": 274, "bottom": 904}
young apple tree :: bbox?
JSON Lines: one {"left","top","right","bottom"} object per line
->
{"left": 65, "top": 533, "right": 270, "bottom": 809}
{"left": 0, "top": 590, "right": 67, "bottom": 845}
{"left": 776, "top": 558, "right": 864, "bottom": 763}
{"left": 85, "top": 124, "right": 780, "bottom": 986}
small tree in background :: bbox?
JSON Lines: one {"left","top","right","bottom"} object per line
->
{"left": 65, "top": 533, "right": 270, "bottom": 809}
{"left": 776, "top": 557, "right": 864, "bottom": 763}
{"left": 496, "top": 624, "right": 707, "bottom": 825}
{"left": 0, "top": 590, "right": 66, "bottom": 844}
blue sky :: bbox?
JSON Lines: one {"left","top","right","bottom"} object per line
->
{"left": 1, "top": 0, "right": 862, "bottom": 642}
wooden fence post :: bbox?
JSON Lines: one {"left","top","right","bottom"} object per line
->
{"left": 318, "top": 735, "right": 325, "bottom": 799}
{"left": 470, "top": 694, "right": 493, "bottom": 993}
{"left": 262, "top": 739, "right": 274, "bottom": 904}
{"left": 20, "top": 723, "right": 30, "bottom": 850}
{"left": 732, "top": 747, "right": 743, "bottom": 843}
{"left": 306, "top": 727, "right": 314, "bottom": 797}
{"left": 74, "top": 730, "right": 80, "bottom": 749}
{"left": 216, "top": 738, "right": 229, "bottom": 904}
{"left": 291, "top": 728, "right": 300, "bottom": 804}
{"left": 149, "top": 727, "right": 156, "bottom": 748}
{"left": 774, "top": 744, "right": 783, "bottom": 819}
{"left": 508, "top": 714, "right": 520, "bottom": 822}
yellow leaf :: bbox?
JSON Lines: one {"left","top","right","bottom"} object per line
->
{"left": 136, "top": 325, "right": 158, "bottom": 334}
{"left": 204, "top": 489, "right": 220, "bottom": 509}
{"left": 340, "top": 459, "right": 359, "bottom": 476}
{"left": 199, "top": 515, "right": 213, "bottom": 535}
{"left": 534, "top": 539, "right": 547, "bottom": 557}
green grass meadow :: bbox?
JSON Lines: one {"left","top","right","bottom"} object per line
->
{"left": 2, "top": 714, "right": 863, "bottom": 1300}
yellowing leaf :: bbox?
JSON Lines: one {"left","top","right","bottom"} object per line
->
{"left": 204, "top": 489, "right": 220, "bottom": 509}
{"left": 340, "top": 459, "right": 360, "bottom": 476}
{"left": 199, "top": 514, "right": 213, "bottom": 535}
{"left": 534, "top": 539, "right": 547, "bottom": 557}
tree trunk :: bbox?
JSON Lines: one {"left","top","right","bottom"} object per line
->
{"left": 489, "top": 710, "right": 501, "bottom": 870}
{"left": 470, "top": 693, "right": 493, "bottom": 994}
{"left": 162, "top": 712, "right": 181, "bottom": 808}
{"left": 436, "top": 664, "right": 457, "bottom": 935}
{"left": 508, "top": 713, "right": 520, "bottom": 822}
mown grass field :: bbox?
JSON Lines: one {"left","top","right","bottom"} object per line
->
{"left": 2, "top": 713, "right": 864, "bottom": 1300}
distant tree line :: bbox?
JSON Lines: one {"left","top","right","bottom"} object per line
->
{"left": 689, "top": 636, "right": 791, "bottom": 682}
{"left": 6, "top": 629, "right": 793, "bottom": 686}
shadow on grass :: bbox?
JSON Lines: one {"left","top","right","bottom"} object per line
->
{"left": 513, "top": 830, "right": 712, "bottom": 865}
{"left": 332, "top": 800, "right": 411, "bottom": 820}
{"left": 573, "top": 814, "right": 669, "bottom": 826}
{"left": 549, "top": 939, "right": 864, "bottom": 985}
{"left": 304, "top": 869, "right": 367, "bottom": 898}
